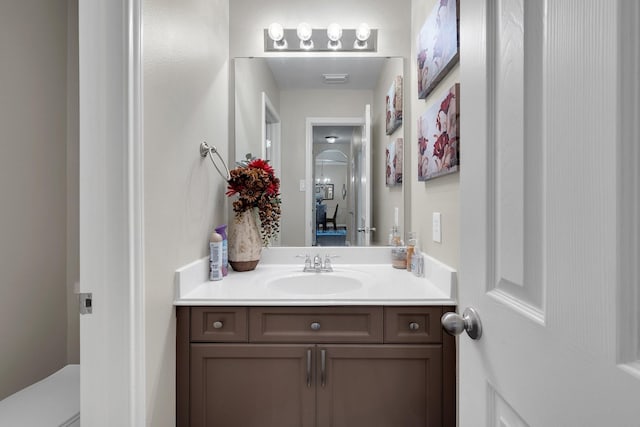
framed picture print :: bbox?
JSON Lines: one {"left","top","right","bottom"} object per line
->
{"left": 386, "top": 76, "right": 403, "bottom": 135}
{"left": 417, "top": 0, "right": 459, "bottom": 99}
{"left": 315, "top": 183, "right": 334, "bottom": 200}
{"left": 418, "top": 84, "right": 459, "bottom": 181}
{"left": 386, "top": 138, "right": 403, "bottom": 186}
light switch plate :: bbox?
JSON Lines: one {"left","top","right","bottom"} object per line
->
{"left": 299, "top": 179, "right": 306, "bottom": 191}
{"left": 432, "top": 212, "right": 442, "bottom": 243}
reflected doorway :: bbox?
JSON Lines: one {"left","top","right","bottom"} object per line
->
{"left": 307, "top": 122, "right": 366, "bottom": 246}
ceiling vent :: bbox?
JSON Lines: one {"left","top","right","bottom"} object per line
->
{"left": 322, "top": 73, "right": 349, "bottom": 84}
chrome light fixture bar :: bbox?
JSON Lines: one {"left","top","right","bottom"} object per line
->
{"left": 264, "top": 23, "right": 377, "bottom": 52}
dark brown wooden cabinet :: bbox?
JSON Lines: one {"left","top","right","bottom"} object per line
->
{"left": 190, "top": 344, "right": 315, "bottom": 427}
{"left": 177, "top": 306, "right": 455, "bottom": 427}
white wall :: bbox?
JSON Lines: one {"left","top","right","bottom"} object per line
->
{"left": 0, "top": 0, "right": 73, "bottom": 399}
{"left": 143, "top": 0, "right": 230, "bottom": 424}
{"left": 409, "top": 0, "right": 460, "bottom": 268}
{"left": 373, "top": 58, "right": 406, "bottom": 245}
{"left": 279, "top": 89, "right": 373, "bottom": 245}
{"left": 234, "top": 58, "right": 280, "bottom": 161}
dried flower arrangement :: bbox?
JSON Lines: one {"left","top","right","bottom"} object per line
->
{"left": 225, "top": 156, "right": 281, "bottom": 245}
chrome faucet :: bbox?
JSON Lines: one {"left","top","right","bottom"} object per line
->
{"left": 313, "top": 254, "right": 323, "bottom": 272}
{"left": 323, "top": 254, "right": 333, "bottom": 272}
{"left": 300, "top": 254, "right": 335, "bottom": 273}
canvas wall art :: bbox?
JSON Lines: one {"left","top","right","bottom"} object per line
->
{"left": 386, "top": 137, "right": 403, "bottom": 186}
{"left": 417, "top": 0, "right": 459, "bottom": 99}
{"left": 418, "top": 84, "right": 459, "bottom": 181}
{"left": 386, "top": 76, "right": 403, "bottom": 135}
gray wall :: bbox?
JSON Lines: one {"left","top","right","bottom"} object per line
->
{"left": 143, "top": 0, "right": 230, "bottom": 424}
{"left": 234, "top": 58, "right": 280, "bottom": 162}
{"left": 66, "top": 0, "right": 80, "bottom": 367}
{"left": 409, "top": 0, "right": 460, "bottom": 268}
{"left": 279, "top": 89, "right": 373, "bottom": 245}
{"left": 373, "top": 59, "right": 405, "bottom": 245}
{"left": 0, "top": 0, "right": 78, "bottom": 399}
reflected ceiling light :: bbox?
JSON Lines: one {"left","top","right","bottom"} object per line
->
{"left": 325, "top": 136, "right": 338, "bottom": 144}
{"left": 327, "top": 23, "right": 343, "bottom": 50}
{"left": 354, "top": 22, "right": 371, "bottom": 49}
{"left": 322, "top": 73, "right": 349, "bottom": 84}
{"left": 297, "top": 22, "right": 313, "bottom": 49}
{"left": 267, "top": 22, "right": 287, "bottom": 49}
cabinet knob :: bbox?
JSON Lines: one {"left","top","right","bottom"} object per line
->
{"left": 310, "top": 322, "right": 321, "bottom": 331}
{"left": 408, "top": 322, "right": 420, "bottom": 331}
{"left": 213, "top": 321, "right": 224, "bottom": 329}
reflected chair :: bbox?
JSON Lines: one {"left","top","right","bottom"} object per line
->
{"left": 326, "top": 204, "right": 338, "bottom": 230}
{"left": 316, "top": 203, "right": 326, "bottom": 231}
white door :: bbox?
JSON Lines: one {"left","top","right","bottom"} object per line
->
{"left": 356, "top": 104, "right": 372, "bottom": 246}
{"left": 457, "top": 0, "right": 640, "bottom": 425}
{"left": 79, "top": 1, "right": 144, "bottom": 425}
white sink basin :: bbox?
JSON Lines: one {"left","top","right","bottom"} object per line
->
{"left": 266, "top": 272, "right": 364, "bottom": 295}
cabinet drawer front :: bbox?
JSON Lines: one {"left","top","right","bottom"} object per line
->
{"left": 384, "top": 306, "right": 443, "bottom": 343}
{"left": 191, "top": 307, "right": 248, "bottom": 342}
{"left": 249, "top": 307, "right": 383, "bottom": 343}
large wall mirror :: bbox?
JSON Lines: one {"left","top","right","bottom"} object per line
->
{"left": 234, "top": 56, "right": 405, "bottom": 247}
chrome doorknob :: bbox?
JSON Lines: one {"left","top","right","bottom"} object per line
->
{"left": 357, "top": 227, "right": 377, "bottom": 233}
{"left": 441, "top": 307, "right": 482, "bottom": 340}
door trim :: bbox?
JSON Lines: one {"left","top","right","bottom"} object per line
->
{"left": 127, "top": 0, "right": 146, "bottom": 422}
{"left": 617, "top": 0, "right": 640, "bottom": 373}
{"left": 78, "top": 0, "right": 145, "bottom": 424}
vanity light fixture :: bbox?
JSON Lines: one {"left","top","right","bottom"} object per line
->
{"left": 267, "top": 22, "right": 287, "bottom": 49}
{"left": 326, "top": 23, "right": 342, "bottom": 50}
{"left": 297, "top": 22, "right": 314, "bottom": 50}
{"left": 325, "top": 136, "right": 338, "bottom": 144}
{"left": 263, "top": 23, "right": 377, "bottom": 52}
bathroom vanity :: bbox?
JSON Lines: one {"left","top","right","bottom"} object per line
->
{"left": 174, "top": 248, "right": 457, "bottom": 427}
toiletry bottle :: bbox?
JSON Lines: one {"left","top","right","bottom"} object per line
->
{"left": 215, "top": 224, "right": 228, "bottom": 276}
{"left": 390, "top": 226, "right": 406, "bottom": 269}
{"left": 411, "top": 240, "right": 424, "bottom": 277}
{"left": 406, "top": 232, "right": 417, "bottom": 272}
{"left": 389, "top": 225, "right": 402, "bottom": 246}
{"left": 209, "top": 229, "right": 223, "bottom": 281}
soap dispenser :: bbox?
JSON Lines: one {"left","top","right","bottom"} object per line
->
{"left": 209, "top": 229, "right": 223, "bottom": 281}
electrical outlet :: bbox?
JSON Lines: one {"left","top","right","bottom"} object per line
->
{"left": 432, "top": 212, "right": 442, "bottom": 243}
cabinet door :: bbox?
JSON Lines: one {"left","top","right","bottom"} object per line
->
{"left": 316, "top": 345, "right": 443, "bottom": 427}
{"left": 190, "top": 344, "right": 315, "bottom": 427}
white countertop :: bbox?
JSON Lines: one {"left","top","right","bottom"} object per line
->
{"left": 174, "top": 247, "right": 457, "bottom": 306}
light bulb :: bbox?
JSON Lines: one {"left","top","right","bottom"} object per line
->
{"left": 297, "top": 22, "right": 312, "bottom": 41}
{"left": 268, "top": 23, "right": 284, "bottom": 41}
{"left": 356, "top": 23, "right": 371, "bottom": 41}
{"left": 297, "top": 22, "right": 313, "bottom": 49}
{"left": 327, "top": 23, "right": 342, "bottom": 42}
{"left": 326, "top": 23, "right": 342, "bottom": 49}
{"left": 267, "top": 22, "right": 287, "bottom": 49}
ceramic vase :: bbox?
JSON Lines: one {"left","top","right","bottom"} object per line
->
{"left": 228, "top": 209, "right": 262, "bottom": 271}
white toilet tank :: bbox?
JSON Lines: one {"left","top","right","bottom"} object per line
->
{"left": 0, "top": 364, "right": 80, "bottom": 427}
